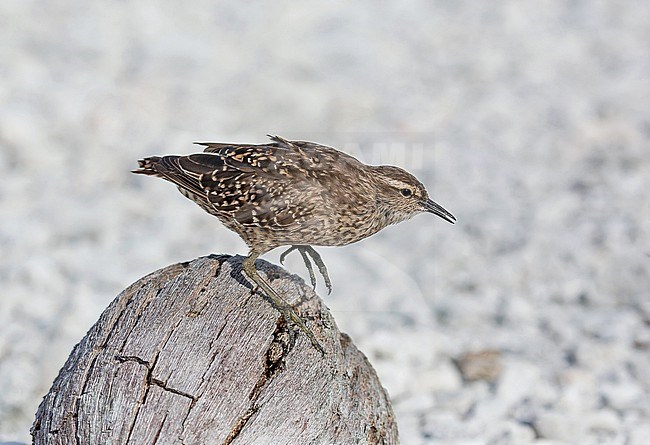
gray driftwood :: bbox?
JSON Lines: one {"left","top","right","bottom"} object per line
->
{"left": 31, "top": 254, "right": 398, "bottom": 445}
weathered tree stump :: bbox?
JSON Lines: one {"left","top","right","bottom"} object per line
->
{"left": 31, "top": 254, "right": 398, "bottom": 444}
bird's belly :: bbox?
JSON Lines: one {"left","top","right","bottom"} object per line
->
{"left": 239, "top": 217, "right": 380, "bottom": 249}
{"left": 280, "top": 212, "right": 383, "bottom": 247}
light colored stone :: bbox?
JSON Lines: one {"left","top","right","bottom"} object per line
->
{"left": 600, "top": 381, "right": 645, "bottom": 412}
{"left": 535, "top": 412, "right": 588, "bottom": 443}
{"left": 628, "top": 423, "right": 650, "bottom": 445}
{"left": 454, "top": 349, "right": 502, "bottom": 383}
{"left": 485, "top": 420, "right": 536, "bottom": 444}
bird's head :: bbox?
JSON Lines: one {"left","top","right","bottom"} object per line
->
{"left": 371, "top": 165, "right": 456, "bottom": 226}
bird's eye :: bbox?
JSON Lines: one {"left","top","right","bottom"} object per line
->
{"left": 400, "top": 188, "right": 413, "bottom": 197}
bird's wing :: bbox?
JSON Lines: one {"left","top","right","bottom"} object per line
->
{"left": 154, "top": 151, "right": 312, "bottom": 228}
{"left": 167, "top": 136, "right": 359, "bottom": 227}
{"left": 197, "top": 135, "right": 298, "bottom": 154}
{"left": 195, "top": 135, "right": 342, "bottom": 168}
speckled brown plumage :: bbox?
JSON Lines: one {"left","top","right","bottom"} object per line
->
{"left": 133, "top": 135, "right": 455, "bottom": 353}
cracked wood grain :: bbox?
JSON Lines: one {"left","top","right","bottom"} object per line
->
{"left": 31, "top": 254, "right": 398, "bottom": 445}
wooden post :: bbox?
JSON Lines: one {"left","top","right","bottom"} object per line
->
{"left": 31, "top": 255, "right": 398, "bottom": 444}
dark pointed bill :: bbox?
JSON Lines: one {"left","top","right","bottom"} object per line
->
{"left": 423, "top": 199, "right": 456, "bottom": 224}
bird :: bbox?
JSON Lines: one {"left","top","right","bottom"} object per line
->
{"left": 133, "top": 135, "right": 455, "bottom": 353}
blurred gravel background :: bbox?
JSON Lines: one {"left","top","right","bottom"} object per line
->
{"left": 1, "top": 1, "right": 649, "bottom": 444}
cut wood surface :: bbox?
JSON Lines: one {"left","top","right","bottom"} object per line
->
{"left": 31, "top": 254, "right": 398, "bottom": 445}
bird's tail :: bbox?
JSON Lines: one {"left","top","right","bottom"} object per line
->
{"left": 132, "top": 156, "right": 163, "bottom": 176}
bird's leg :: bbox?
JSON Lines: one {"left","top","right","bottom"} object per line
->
{"left": 280, "top": 246, "right": 317, "bottom": 289}
{"left": 242, "top": 252, "right": 325, "bottom": 354}
{"left": 280, "top": 245, "right": 332, "bottom": 294}
{"left": 301, "top": 246, "right": 332, "bottom": 295}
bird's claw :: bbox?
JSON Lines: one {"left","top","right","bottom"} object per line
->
{"left": 279, "top": 245, "right": 332, "bottom": 294}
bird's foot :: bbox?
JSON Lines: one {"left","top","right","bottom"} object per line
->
{"left": 280, "top": 245, "right": 332, "bottom": 294}
{"left": 243, "top": 254, "right": 325, "bottom": 355}
{"left": 275, "top": 303, "right": 325, "bottom": 355}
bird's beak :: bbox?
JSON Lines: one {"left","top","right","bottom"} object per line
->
{"left": 423, "top": 199, "right": 456, "bottom": 224}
